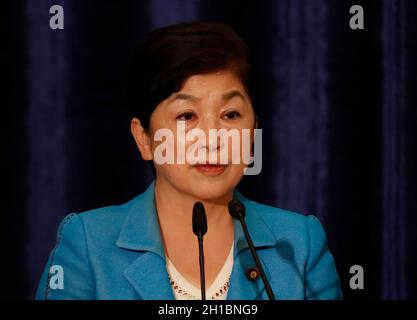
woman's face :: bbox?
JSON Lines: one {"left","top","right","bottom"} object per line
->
{"left": 133, "top": 70, "right": 256, "bottom": 202}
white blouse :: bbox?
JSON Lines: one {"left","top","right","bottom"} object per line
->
{"left": 166, "top": 243, "right": 234, "bottom": 300}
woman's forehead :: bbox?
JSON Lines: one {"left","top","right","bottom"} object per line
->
{"left": 180, "top": 71, "right": 245, "bottom": 92}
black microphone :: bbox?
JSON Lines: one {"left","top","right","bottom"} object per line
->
{"left": 228, "top": 199, "right": 276, "bottom": 300}
{"left": 192, "top": 202, "right": 208, "bottom": 300}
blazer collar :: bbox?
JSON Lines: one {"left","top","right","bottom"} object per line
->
{"left": 116, "top": 182, "right": 174, "bottom": 299}
{"left": 232, "top": 190, "right": 277, "bottom": 253}
{"left": 116, "top": 181, "right": 165, "bottom": 258}
{"left": 116, "top": 181, "right": 277, "bottom": 300}
{"left": 228, "top": 191, "right": 277, "bottom": 299}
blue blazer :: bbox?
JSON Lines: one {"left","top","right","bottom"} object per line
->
{"left": 35, "top": 181, "right": 343, "bottom": 300}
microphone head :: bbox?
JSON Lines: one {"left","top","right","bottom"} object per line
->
{"left": 192, "top": 202, "right": 208, "bottom": 236}
{"left": 228, "top": 199, "right": 246, "bottom": 220}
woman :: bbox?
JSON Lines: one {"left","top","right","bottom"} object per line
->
{"left": 35, "top": 22, "right": 342, "bottom": 300}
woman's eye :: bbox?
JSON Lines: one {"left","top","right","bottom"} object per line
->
{"left": 176, "top": 112, "right": 195, "bottom": 121}
{"left": 223, "top": 111, "right": 241, "bottom": 120}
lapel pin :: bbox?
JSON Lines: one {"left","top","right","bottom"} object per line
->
{"left": 246, "top": 267, "right": 260, "bottom": 281}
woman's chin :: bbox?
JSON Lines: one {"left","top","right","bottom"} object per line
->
{"left": 184, "top": 180, "right": 234, "bottom": 202}
{"left": 156, "top": 165, "right": 243, "bottom": 201}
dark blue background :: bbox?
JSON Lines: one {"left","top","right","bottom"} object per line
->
{"left": 4, "top": 0, "right": 417, "bottom": 299}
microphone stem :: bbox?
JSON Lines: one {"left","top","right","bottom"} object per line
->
{"left": 240, "top": 217, "right": 276, "bottom": 300}
{"left": 198, "top": 232, "right": 206, "bottom": 300}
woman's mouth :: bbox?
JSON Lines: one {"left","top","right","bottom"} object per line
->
{"left": 193, "top": 163, "right": 227, "bottom": 175}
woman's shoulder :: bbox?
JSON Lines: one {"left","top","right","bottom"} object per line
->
{"left": 240, "top": 195, "right": 329, "bottom": 245}
{"left": 55, "top": 192, "right": 145, "bottom": 243}
{"left": 244, "top": 197, "right": 309, "bottom": 222}
{"left": 77, "top": 194, "right": 139, "bottom": 224}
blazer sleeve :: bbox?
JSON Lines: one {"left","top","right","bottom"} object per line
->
{"left": 304, "top": 215, "right": 343, "bottom": 300}
{"left": 34, "top": 213, "right": 95, "bottom": 300}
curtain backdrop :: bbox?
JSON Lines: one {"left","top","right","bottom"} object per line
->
{"left": 5, "top": 0, "right": 417, "bottom": 299}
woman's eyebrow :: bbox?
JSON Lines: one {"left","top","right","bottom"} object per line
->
{"left": 222, "top": 90, "right": 246, "bottom": 102}
{"left": 169, "top": 89, "right": 246, "bottom": 103}
{"left": 170, "top": 93, "right": 200, "bottom": 102}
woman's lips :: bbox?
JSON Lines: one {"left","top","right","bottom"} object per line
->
{"left": 194, "top": 164, "right": 227, "bottom": 175}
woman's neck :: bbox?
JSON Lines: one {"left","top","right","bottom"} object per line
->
{"left": 154, "top": 177, "right": 234, "bottom": 237}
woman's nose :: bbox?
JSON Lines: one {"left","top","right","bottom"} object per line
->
{"left": 198, "top": 116, "right": 223, "bottom": 151}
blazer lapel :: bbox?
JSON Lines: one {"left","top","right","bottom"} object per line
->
{"left": 227, "top": 191, "right": 277, "bottom": 300}
{"left": 116, "top": 181, "right": 174, "bottom": 300}
{"left": 123, "top": 252, "right": 174, "bottom": 300}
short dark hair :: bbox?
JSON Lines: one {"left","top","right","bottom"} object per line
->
{"left": 128, "top": 21, "right": 255, "bottom": 131}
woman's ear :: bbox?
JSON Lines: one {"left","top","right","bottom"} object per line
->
{"left": 131, "top": 118, "right": 153, "bottom": 161}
